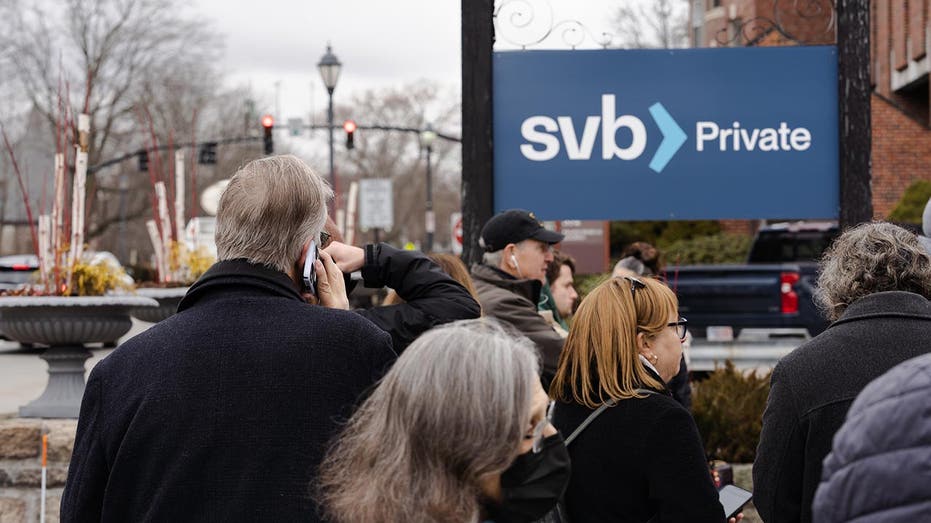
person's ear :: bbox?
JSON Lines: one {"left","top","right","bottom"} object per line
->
{"left": 505, "top": 244, "right": 519, "bottom": 267}
{"left": 636, "top": 331, "right": 651, "bottom": 353}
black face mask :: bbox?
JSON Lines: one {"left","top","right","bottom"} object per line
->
{"left": 486, "top": 432, "right": 571, "bottom": 523}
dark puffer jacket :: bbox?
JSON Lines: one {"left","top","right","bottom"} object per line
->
{"left": 812, "top": 352, "right": 931, "bottom": 522}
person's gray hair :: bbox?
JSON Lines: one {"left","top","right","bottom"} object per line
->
{"left": 215, "top": 155, "right": 333, "bottom": 273}
{"left": 317, "top": 318, "right": 541, "bottom": 522}
{"left": 816, "top": 221, "right": 931, "bottom": 320}
{"left": 482, "top": 249, "right": 504, "bottom": 268}
{"left": 613, "top": 256, "right": 646, "bottom": 277}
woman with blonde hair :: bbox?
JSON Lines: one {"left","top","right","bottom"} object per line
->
{"left": 317, "top": 319, "right": 570, "bottom": 522}
{"left": 550, "top": 276, "right": 732, "bottom": 523}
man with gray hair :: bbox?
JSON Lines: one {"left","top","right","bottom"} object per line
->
{"left": 470, "top": 209, "right": 566, "bottom": 387}
{"left": 62, "top": 155, "right": 397, "bottom": 521}
{"left": 754, "top": 221, "right": 931, "bottom": 523}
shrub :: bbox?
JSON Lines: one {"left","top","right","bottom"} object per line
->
{"left": 692, "top": 361, "right": 771, "bottom": 463}
{"left": 71, "top": 260, "right": 134, "bottom": 296}
{"left": 574, "top": 272, "right": 610, "bottom": 301}
{"left": 610, "top": 220, "right": 721, "bottom": 257}
{"left": 888, "top": 180, "right": 931, "bottom": 226}
{"left": 664, "top": 233, "right": 753, "bottom": 265}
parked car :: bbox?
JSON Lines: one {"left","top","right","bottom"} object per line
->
{"left": 0, "top": 254, "right": 39, "bottom": 291}
{"left": 672, "top": 222, "right": 839, "bottom": 340}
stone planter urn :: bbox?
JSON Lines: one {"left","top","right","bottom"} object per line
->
{"left": 0, "top": 295, "right": 158, "bottom": 418}
{"left": 131, "top": 286, "right": 190, "bottom": 323}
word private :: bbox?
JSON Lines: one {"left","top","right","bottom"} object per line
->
{"left": 696, "top": 121, "right": 812, "bottom": 152}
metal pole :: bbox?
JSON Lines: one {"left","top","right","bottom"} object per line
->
{"left": 327, "top": 87, "right": 336, "bottom": 193}
{"left": 425, "top": 145, "right": 434, "bottom": 252}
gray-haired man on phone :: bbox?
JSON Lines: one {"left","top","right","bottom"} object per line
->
{"left": 62, "top": 155, "right": 396, "bottom": 522}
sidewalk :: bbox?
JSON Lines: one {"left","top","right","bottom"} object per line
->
{"left": 0, "top": 319, "right": 152, "bottom": 416}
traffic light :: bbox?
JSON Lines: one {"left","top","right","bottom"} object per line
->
{"left": 198, "top": 142, "right": 218, "bottom": 165}
{"left": 344, "top": 119, "right": 356, "bottom": 150}
{"left": 137, "top": 150, "right": 149, "bottom": 172}
{"left": 262, "top": 114, "right": 274, "bottom": 155}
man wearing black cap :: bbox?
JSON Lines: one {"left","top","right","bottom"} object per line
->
{"left": 470, "top": 209, "right": 565, "bottom": 387}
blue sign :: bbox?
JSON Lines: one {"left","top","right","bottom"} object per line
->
{"left": 493, "top": 47, "right": 839, "bottom": 220}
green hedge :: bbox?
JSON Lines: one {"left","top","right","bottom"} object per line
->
{"left": 664, "top": 233, "right": 753, "bottom": 265}
{"left": 692, "top": 361, "right": 771, "bottom": 463}
{"left": 888, "top": 180, "right": 931, "bottom": 225}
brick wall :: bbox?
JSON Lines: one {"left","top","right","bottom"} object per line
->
{"left": 871, "top": 93, "right": 931, "bottom": 218}
{"left": 0, "top": 420, "right": 75, "bottom": 523}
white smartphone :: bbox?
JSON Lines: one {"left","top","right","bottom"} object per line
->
{"left": 302, "top": 240, "right": 318, "bottom": 296}
{"left": 719, "top": 484, "right": 753, "bottom": 519}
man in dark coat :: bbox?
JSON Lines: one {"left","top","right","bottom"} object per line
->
{"left": 812, "top": 352, "right": 931, "bottom": 522}
{"left": 61, "top": 155, "right": 397, "bottom": 522}
{"left": 470, "top": 209, "right": 565, "bottom": 387}
{"left": 754, "top": 222, "right": 931, "bottom": 523}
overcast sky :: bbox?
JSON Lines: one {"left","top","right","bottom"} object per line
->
{"left": 195, "top": 0, "right": 620, "bottom": 123}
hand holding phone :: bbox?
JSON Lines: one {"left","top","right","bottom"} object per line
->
{"left": 302, "top": 240, "right": 318, "bottom": 296}
{"left": 718, "top": 484, "right": 752, "bottom": 520}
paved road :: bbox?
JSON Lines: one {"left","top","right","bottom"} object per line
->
{"left": 0, "top": 319, "right": 152, "bottom": 416}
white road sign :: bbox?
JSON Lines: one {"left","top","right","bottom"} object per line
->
{"left": 359, "top": 178, "right": 393, "bottom": 230}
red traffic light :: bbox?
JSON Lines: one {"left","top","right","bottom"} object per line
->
{"left": 343, "top": 120, "right": 357, "bottom": 133}
{"left": 261, "top": 115, "right": 274, "bottom": 128}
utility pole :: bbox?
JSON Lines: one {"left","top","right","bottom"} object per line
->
{"left": 837, "top": 0, "right": 872, "bottom": 227}
{"left": 461, "top": 0, "right": 495, "bottom": 266}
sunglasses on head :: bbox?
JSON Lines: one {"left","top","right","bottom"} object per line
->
{"left": 623, "top": 276, "right": 688, "bottom": 342}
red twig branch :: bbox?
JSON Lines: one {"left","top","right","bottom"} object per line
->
{"left": 1, "top": 125, "right": 39, "bottom": 257}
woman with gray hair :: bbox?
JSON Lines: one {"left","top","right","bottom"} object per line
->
{"left": 316, "top": 319, "right": 571, "bottom": 523}
{"left": 754, "top": 221, "right": 931, "bottom": 523}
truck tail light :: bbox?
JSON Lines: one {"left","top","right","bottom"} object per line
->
{"left": 781, "top": 272, "right": 800, "bottom": 314}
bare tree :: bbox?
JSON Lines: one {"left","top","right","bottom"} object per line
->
{"left": 613, "top": 0, "right": 689, "bottom": 49}
{"left": 326, "top": 83, "right": 461, "bottom": 249}
{"left": 0, "top": 0, "right": 223, "bottom": 242}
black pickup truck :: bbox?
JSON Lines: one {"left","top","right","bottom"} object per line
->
{"left": 672, "top": 222, "right": 839, "bottom": 339}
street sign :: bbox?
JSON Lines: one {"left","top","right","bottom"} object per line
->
{"left": 493, "top": 46, "right": 839, "bottom": 220}
{"left": 287, "top": 118, "right": 303, "bottom": 137}
{"left": 556, "top": 220, "right": 609, "bottom": 274}
{"left": 359, "top": 178, "right": 393, "bottom": 231}
{"left": 451, "top": 212, "right": 463, "bottom": 255}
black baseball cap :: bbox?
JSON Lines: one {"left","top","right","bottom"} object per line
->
{"left": 480, "top": 209, "right": 564, "bottom": 252}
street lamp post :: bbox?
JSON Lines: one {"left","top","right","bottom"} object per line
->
{"left": 420, "top": 124, "right": 437, "bottom": 252}
{"left": 317, "top": 44, "right": 342, "bottom": 195}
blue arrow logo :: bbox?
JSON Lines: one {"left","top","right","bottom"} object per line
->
{"left": 648, "top": 103, "right": 687, "bottom": 173}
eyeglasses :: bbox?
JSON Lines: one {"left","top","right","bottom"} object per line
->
{"left": 623, "top": 275, "right": 646, "bottom": 301}
{"left": 668, "top": 317, "right": 688, "bottom": 342}
{"left": 319, "top": 230, "right": 332, "bottom": 249}
{"left": 527, "top": 400, "right": 555, "bottom": 454}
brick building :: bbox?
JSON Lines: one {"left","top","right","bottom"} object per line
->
{"left": 690, "top": 0, "right": 931, "bottom": 221}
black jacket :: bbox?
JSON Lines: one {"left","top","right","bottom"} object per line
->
{"left": 813, "top": 352, "right": 931, "bottom": 522}
{"left": 356, "top": 243, "right": 480, "bottom": 353}
{"left": 61, "top": 260, "right": 396, "bottom": 522}
{"left": 552, "top": 370, "right": 724, "bottom": 523}
{"left": 754, "top": 291, "right": 931, "bottom": 523}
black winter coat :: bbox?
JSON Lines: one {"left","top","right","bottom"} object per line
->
{"left": 754, "top": 291, "right": 931, "bottom": 523}
{"left": 812, "top": 352, "right": 931, "bottom": 522}
{"left": 61, "top": 260, "right": 396, "bottom": 522}
{"left": 355, "top": 243, "right": 480, "bottom": 353}
{"left": 552, "top": 370, "right": 724, "bottom": 523}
